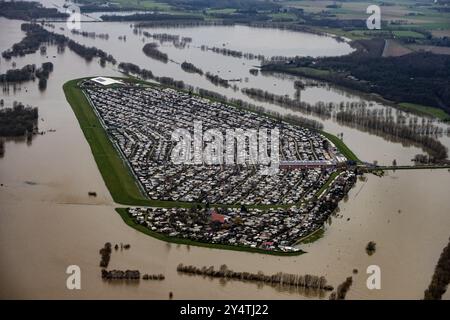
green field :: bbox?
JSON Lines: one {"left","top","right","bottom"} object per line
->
{"left": 205, "top": 8, "right": 237, "bottom": 14}
{"left": 320, "top": 131, "right": 360, "bottom": 163}
{"left": 104, "top": 0, "right": 172, "bottom": 11}
{"left": 315, "top": 171, "right": 341, "bottom": 198}
{"left": 398, "top": 103, "right": 450, "bottom": 121}
{"left": 295, "top": 227, "right": 324, "bottom": 245}
{"left": 392, "top": 30, "right": 426, "bottom": 39}
{"left": 286, "top": 66, "right": 334, "bottom": 78}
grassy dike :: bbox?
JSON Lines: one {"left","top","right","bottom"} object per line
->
{"left": 321, "top": 131, "right": 360, "bottom": 163}
{"left": 63, "top": 77, "right": 359, "bottom": 255}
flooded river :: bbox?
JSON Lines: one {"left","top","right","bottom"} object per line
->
{"left": 0, "top": 14, "right": 449, "bottom": 299}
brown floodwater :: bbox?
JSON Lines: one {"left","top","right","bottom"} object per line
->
{"left": 0, "top": 15, "right": 449, "bottom": 299}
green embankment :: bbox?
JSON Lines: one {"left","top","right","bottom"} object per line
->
{"left": 320, "top": 131, "right": 360, "bottom": 162}
{"left": 116, "top": 208, "right": 305, "bottom": 256}
{"left": 315, "top": 171, "right": 341, "bottom": 198}
{"left": 295, "top": 227, "right": 325, "bottom": 245}
{"left": 398, "top": 103, "right": 450, "bottom": 121}
{"left": 392, "top": 30, "right": 426, "bottom": 39}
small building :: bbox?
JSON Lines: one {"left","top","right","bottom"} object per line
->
{"left": 90, "top": 77, "right": 123, "bottom": 86}
{"left": 211, "top": 212, "right": 225, "bottom": 224}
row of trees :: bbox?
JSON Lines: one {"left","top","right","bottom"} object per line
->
{"left": 241, "top": 87, "right": 332, "bottom": 119}
{"left": 101, "top": 13, "right": 204, "bottom": 22}
{"left": 67, "top": 39, "right": 116, "bottom": 63}
{"left": 164, "top": 0, "right": 280, "bottom": 12}
{"left": 71, "top": 30, "right": 109, "bottom": 40}
{"left": 2, "top": 23, "right": 65, "bottom": 59}
{"left": 0, "top": 64, "right": 36, "bottom": 82}
{"left": 329, "top": 276, "right": 353, "bottom": 300}
{"left": 142, "top": 43, "right": 169, "bottom": 63}
{"left": 2, "top": 23, "right": 117, "bottom": 65}
{"left": 240, "top": 85, "right": 449, "bottom": 160}
{"left": 201, "top": 45, "right": 265, "bottom": 61}
{"left": 142, "top": 32, "right": 181, "bottom": 43}
{"left": 0, "top": 102, "right": 38, "bottom": 137}
{"left": 36, "top": 62, "right": 53, "bottom": 91}
{"left": 0, "top": 62, "right": 53, "bottom": 91}
{"left": 181, "top": 61, "right": 203, "bottom": 75}
{"left": 118, "top": 62, "right": 189, "bottom": 90}
{"left": 139, "top": 30, "right": 192, "bottom": 49}
{"left": 176, "top": 264, "right": 332, "bottom": 292}
{"left": 424, "top": 236, "right": 450, "bottom": 299}
{"left": 335, "top": 110, "right": 448, "bottom": 160}
{"left": 205, "top": 72, "right": 229, "bottom": 88}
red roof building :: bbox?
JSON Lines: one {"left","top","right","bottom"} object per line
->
{"left": 211, "top": 212, "right": 225, "bottom": 224}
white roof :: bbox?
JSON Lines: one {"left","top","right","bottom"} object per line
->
{"left": 91, "top": 77, "right": 123, "bottom": 86}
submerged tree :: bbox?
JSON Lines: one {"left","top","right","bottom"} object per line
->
{"left": 38, "top": 78, "right": 47, "bottom": 91}
{"left": 366, "top": 241, "right": 376, "bottom": 256}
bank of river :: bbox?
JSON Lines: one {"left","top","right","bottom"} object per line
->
{"left": 1, "top": 16, "right": 450, "bottom": 299}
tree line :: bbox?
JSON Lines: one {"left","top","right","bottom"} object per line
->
{"left": 101, "top": 13, "right": 204, "bottom": 22}
{"left": 142, "top": 43, "right": 169, "bottom": 63}
{"left": 0, "top": 102, "right": 38, "bottom": 137}
{"left": 201, "top": 45, "right": 265, "bottom": 61}
{"left": 424, "top": 236, "right": 450, "bottom": 299}
{"left": 205, "top": 72, "right": 229, "bottom": 88}
{"left": 241, "top": 87, "right": 332, "bottom": 119}
{"left": 2, "top": 23, "right": 66, "bottom": 59}
{"left": 0, "top": 62, "right": 54, "bottom": 91}
{"left": 181, "top": 62, "right": 203, "bottom": 75}
{"left": 0, "top": 1, "right": 68, "bottom": 21}
{"left": 329, "top": 276, "right": 353, "bottom": 300}
{"left": 241, "top": 86, "right": 448, "bottom": 160}
{"left": 118, "top": 62, "right": 188, "bottom": 90}
{"left": 2, "top": 23, "right": 116, "bottom": 65}
{"left": 335, "top": 110, "right": 448, "bottom": 161}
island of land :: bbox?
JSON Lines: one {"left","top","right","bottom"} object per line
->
{"left": 64, "top": 77, "right": 359, "bottom": 255}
